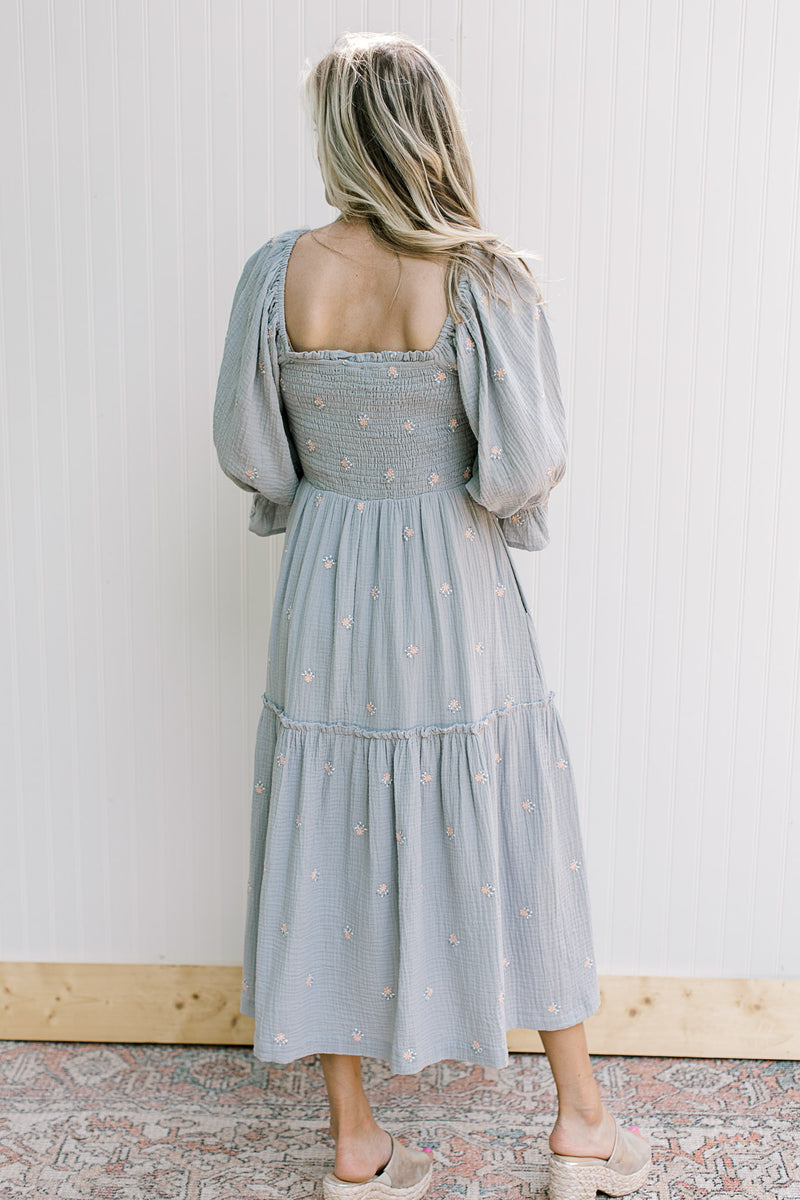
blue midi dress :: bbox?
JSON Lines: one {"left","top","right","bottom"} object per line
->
{"left": 213, "top": 226, "right": 601, "bottom": 1074}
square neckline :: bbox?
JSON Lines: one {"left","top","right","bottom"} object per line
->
{"left": 276, "top": 226, "right": 456, "bottom": 362}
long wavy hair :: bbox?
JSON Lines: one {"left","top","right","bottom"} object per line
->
{"left": 302, "top": 32, "right": 543, "bottom": 321}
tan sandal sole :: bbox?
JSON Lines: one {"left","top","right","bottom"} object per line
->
{"left": 548, "top": 1149, "right": 651, "bottom": 1199}
{"left": 322, "top": 1161, "right": 433, "bottom": 1200}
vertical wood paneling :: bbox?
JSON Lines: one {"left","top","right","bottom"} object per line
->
{"left": 1, "top": 0, "right": 797, "bottom": 980}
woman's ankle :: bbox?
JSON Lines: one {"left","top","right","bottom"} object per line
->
{"left": 549, "top": 1103, "right": 615, "bottom": 1158}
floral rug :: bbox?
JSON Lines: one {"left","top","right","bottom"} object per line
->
{"left": 0, "top": 1042, "right": 797, "bottom": 1197}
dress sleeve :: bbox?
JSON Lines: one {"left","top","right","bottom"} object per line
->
{"left": 213, "top": 234, "right": 303, "bottom": 537}
{"left": 453, "top": 267, "right": 568, "bottom": 551}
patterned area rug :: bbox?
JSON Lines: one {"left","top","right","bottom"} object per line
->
{"left": 0, "top": 1042, "right": 798, "bottom": 1198}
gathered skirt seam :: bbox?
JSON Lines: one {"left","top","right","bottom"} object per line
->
{"left": 261, "top": 690, "right": 555, "bottom": 740}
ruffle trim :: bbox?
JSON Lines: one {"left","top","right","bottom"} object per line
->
{"left": 261, "top": 691, "right": 555, "bottom": 740}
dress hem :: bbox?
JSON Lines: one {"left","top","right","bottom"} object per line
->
{"left": 241, "top": 992, "right": 603, "bottom": 1075}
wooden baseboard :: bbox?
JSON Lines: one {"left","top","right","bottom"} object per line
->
{"left": 1, "top": 964, "right": 797, "bottom": 1059}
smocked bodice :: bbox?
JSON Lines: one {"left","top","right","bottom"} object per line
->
{"left": 277, "top": 346, "right": 478, "bottom": 500}
{"left": 214, "top": 226, "right": 569, "bottom": 551}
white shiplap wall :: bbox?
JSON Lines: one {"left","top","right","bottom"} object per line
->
{"left": 1, "top": 0, "right": 797, "bottom": 979}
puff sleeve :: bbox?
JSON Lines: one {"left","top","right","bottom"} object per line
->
{"left": 454, "top": 269, "right": 568, "bottom": 551}
{"left": 213, "top": 234, "right": 303, "bottom": 536}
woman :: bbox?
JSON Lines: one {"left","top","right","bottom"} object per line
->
{"left": 213, "top": 31, "right": 651, "bottom": 1200}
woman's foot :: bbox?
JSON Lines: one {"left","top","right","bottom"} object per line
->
{"left": 549, "top": 1103, "right": 646, "bottom": 1159}
{"left": 330, "top": 1123, "right": 393, "bottom": 1183}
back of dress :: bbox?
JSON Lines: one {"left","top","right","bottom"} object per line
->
{"left": 213, "top": 227, "right": 600, "bottom": 1074}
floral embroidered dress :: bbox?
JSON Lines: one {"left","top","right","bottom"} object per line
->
{"left": 213, "top": 226, "right": 600, "bottom": 1073}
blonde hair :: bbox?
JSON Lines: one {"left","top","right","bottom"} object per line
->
{"left": 302, "top": 32, "right": 543, "bottom": 321}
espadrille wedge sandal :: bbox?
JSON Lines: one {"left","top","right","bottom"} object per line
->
{"left": 322, "top": 1133, "right": 434, "bottom": 1200}
{"left": 547, "top": 1115, "right": 651, "bottom": 1200}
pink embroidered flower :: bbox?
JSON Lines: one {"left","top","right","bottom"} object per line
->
{"left": 245, "top": 467, "right": 259, "bottom": 480}
{"left": 395, "top": 829, "right": 406, "bottom": 844}
{"left": 494, "top": 751, "right": 501, "bottom": 763}
{"left": 464, "top": 336, "right": 475, "bottom": 351}
{"left": 352, "top": 1028, "right": 363, "bottom": 1042}
{"left": 323, "top": 555, "right": 336, "bottom": 569}
{"left": 402, "top": 418, "right": 415, "bottom": 433}
{"left": 405, "top": 643, "right": 419, "bottom": 658}
{"left": 280, "top": 922, "right": 289, "bottom": 936}
{"left": 402, "top": 1048, "right": 417, "bottom": 1062}
{"left": 384, "top": 467, "right": 396, "bottom": 483}
{"left": 474, "top": 769, "right": 487, "bottom": 783}
{"left": 435, "top": 369, "right": 447, "bottom": 382}
{"left": 403, "top": 526, "right": 414, "bottom": 541}
{"left": 493, "top": 367, "right": 506, "bottom": 381}
{"left": 306, "top": 439, "right": 316, "bottom": 452}
{"left": 340, "top": 614, "right": 353, "bottom": 629}
{"left": 465, "top": 526, "right": 475, "bottom": 540}
{"left": 354, "top": 822, "right": 367, "bottom": 836}
{"left": 428, "top": 471, "right": 440, "bottom": 487}
{"left": 548, "top": 1002, "right": 561, "bottom": 1015}
{"left": 323, "top": 761, "right": 335, "bottom": 775}
{"left": 356, "top": 500, "right": 365, "bottom": 511}
{"left": 472, "top": 1040, "right": 483, "bottom": 1052}
{"left": 420, "top": 771, "right": 432, "bottom": 784}
{"left": 448, "top": 417, "right": 459, "bottom": 432}
{"left": 376, "top": 882, "right": 389, "bottom": 897}
{"left": 424, "top": 986, "right": 434, "bottom": 1000}
{"left": 286, "top": 606, "right": 293, "bottom": 619}
{"left": 382, "top": 986, "right": 395, "bottom": 1000}
{"left": 310, "top": 868, "right": 320, "bottom": 882}
{"left": 570, "top": 859, "right": 582, "bottom": 871}
{"left": 388, "top": 365, "right": 398, "bottom": 377}
{"left": 381, "top": 771, "right": 392, "bottom": 786}
{"left": 498, "top": 992, "right": 505, "bottom": 1003}
{"left": 254, "top": 780, "right": 264, "bottom": 794}
{"left": 315, "top": 493, "right": 323, "bottom": 506}
{"left": 305, "top": 974, "right": 313, "bottom": 987}
{"left": 521, "top": 799, "right": 535, "bottom": 813}
{"left": 365, "top": 701, "right": 376, "bottom": 714}
{"left": 301, "top": 667, "right": 315, "bottom": 683}
{"left": 519, "top": 906, "right": 532, "bottom": 919}
{"left": 439, "top": 582, "right": 453, "bottom": 597}
{"left": 370, "top": 584, "right": 381, "bottom": 598}
{"left": 480, "top": 883, "right": 495, "bottom": 897}
{"left": 556, "top": 758, "right": 569, "bottom": 770}
{"left": 490, "top": 444, "right": 502, "bottom": 460}
{"left": 448, "top": 933, "right": 460, "bottom": 947}
{"left": 314, "top": 395, "right": 325, "bottom": 407}
{"left": 446, "top": 826, "right": 455, "bottom": 839}
{"left": 358, "top": 413, "right": 369, "bottom": 427}
{"left": 343, "top": 925, "right": 354, "bottom": 940}
{"left": 274, "top": 1032, "right": 288, "bottom": 1045}
{"left": 504, "top": 694, "right": 513, "bottom": 710}
{"left": 495, "top": 582, "right": 506, "bottom": 598}
{"left": 340, "top": 456, "right": 352, "bottom": 470}
{"left": 463, "top": 465, "right": 472, "bottom": 479}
